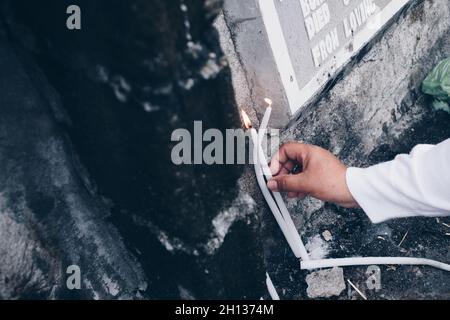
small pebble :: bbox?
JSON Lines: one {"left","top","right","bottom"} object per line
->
{"left": 306, "top": 267, "right": 345, "bottom": 298}
{"left": 322, "top": 230, "right": 333, "bottom": 242}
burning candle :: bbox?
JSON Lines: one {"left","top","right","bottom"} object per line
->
{"left": 242, "top": 109, "right": 305, "bottom": 259}
{"left": 258, "top": 100, "right": 310, "bottom": 261}
{"left": 242, "top": 109, "right": 301, "bottom": 256}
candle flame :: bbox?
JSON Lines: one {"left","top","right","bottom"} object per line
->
{"left": 241, "top": 109, "right": 252, "bottom": 129}
{"left": 264, "top": 98, "right": 273, "bottom": 107}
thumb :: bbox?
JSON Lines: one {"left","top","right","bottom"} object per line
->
{"left": 267, "top": 173, "right": 309, "bottom": 193}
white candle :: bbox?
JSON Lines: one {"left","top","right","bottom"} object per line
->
{"left": 301, "top": 257, "right": 450, "bottom": 272}
{"left": 258, "top": 104, "right": 310, "bottom": 261}
{"left": 265, "top": 273, "right": 280, "bottom": 300}
{"left": 249, "top": 127, "right": 303, "bottom": 257}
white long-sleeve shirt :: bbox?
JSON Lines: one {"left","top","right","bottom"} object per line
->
{"left": 346, "top": 138, "right": 450, "bottom": 223}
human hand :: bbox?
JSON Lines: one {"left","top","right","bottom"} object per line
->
{"left": 267, "top": 142, "right": 358, "bottom": 208}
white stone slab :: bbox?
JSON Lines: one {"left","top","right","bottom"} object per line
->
{"left": 259, "top": 0, "right": 412, "bottom": 115}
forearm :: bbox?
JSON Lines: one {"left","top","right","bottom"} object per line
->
{"left": 346, "top": 139, "right": 450, "bottom": 223}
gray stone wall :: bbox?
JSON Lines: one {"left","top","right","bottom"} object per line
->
{"left": 219, "top": 0, "right": 450, "bottom": 299}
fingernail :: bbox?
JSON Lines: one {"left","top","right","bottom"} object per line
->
{"left": 270, "top": 163, "right": 279, "bottom": 175}
{"left": 267, "top": 180, "right": 278, "bottom": 191}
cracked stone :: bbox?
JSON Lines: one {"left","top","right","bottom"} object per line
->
{"left": 306, "top": 267, "right": 346, "bottom": 299}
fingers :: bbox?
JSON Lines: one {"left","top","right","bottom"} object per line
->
{"left": 287, "top": 192, "right": 297, "bottom": 198}
{"left": 287, "top": 192, "right": 307, "bottom": 199}
{"left": 270, "top": 142, "right": 309, "bottom": 176}
{"left": 277, "top": 160, "right": 296, "bottom": 176}
{"left": 297, "top": 192, "right": 307, "bottom": 200}
{"left": 267, "top": 173, "right": 309, "bottom": 193}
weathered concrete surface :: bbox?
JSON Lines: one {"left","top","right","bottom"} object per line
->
{"left": 0, "top": 0, "right": 266, "bottom": 299}
{"left": 263, "top": 0, "right": 450, "bottom": 299}
{"left": 220, "top": 0, "right": 292, "bottom": 128}
{"left": 216, "top": 0, "right": 450, "bottom": 300}
{"left": 0, "top": 25, "right": 147, "bottom": 300}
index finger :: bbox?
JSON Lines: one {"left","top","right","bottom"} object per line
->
{"left": 269, "top": 142, "right": 310, "bottom": 176}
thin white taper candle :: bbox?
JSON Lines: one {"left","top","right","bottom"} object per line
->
{"left": 258, "top": 106, "right": 310, "bottom": 261}
{"left": 301, "top": 257, "right": 450, "bottom": 272}
{"left": 265, "top": 273, "right": 280, "bottom": 300}
{"left": 250, "top": 128, "right": 303, "bottom": 257}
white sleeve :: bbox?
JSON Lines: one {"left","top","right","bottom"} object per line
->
{"left": 346, "top": 139, "right": 450, "bottom": 223}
